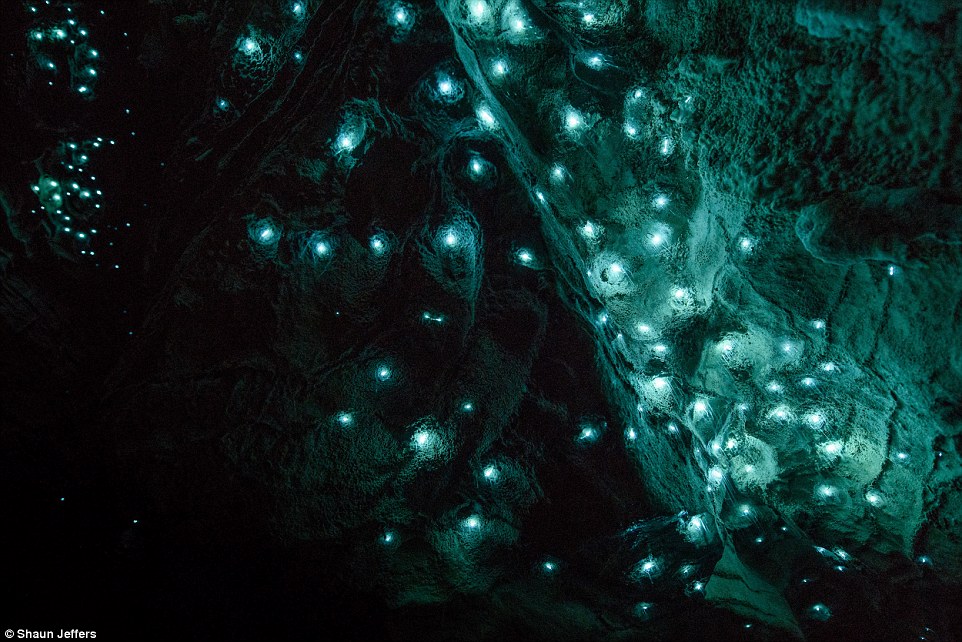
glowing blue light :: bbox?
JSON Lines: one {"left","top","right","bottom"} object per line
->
{"left": 463, "top": 515, "right": 481, "bottom": 529}
{"left": 337, "top": 412, "right": 353, "bottom": 426}
{"left": 89, "top": 49, "right": 99, "bottom": 58}
{"left": 292, "top": 2, "right": 305, "bottom": 17}
{"left": 468, "top": 0, "right": 489, "bottom": 21}
{"left": 491, "top": 59, "right": 507, "bottom": 76}
{"left": 369, "top": 234, "right": 388, "bottom": 254}
{"left": 383, "top": 530, "right": 395, "bottom": 544}
{"left": 476, "top": 104, "right": 496, "bottom": 128}
{"left": 482, "top": 465, "right": 498, "bottom": 481}
{"left": 516, "top": 248, "right": 534, "bottom": 264}
{"left": 242, "top": 37, "right": 259, "bottom": 54}
{"left": 821, "top": 441, "right": 842, "bottom": 455}
{"left": 462, "top": 401, "right": 474, "bottom": 412}
{"left": 337, "top": 133, "right": 355, "bottom": 151}
{"left": 579, "top": 220, "right": 600, "bottom": 240}
{"left": 564, "top": 109, "right": 583, "bottom": 130}
{"left": 391, "top": 3, "right": 412, "bottom": 26}
{"left": 769, "top": 405, "right": 791, "bottom": 420}
{"left": 635, "top": 556, "right": 660, "bottom": 579}
{"left": 375, "top": 364, "right": 392, "bottom": 382}
{"left": 443, "top": 231, "right": 458, "bottom": 247}
{"left": 585, "top": 53, "right": 604, "bottom": 69}
{"left": 250, "top": 219, "right": 279, "bottom": 245}
{"left": 652, "top": 194, "right": 669, "bottom": 209}
{"left": 543, "top": 561, "right": 556, "bottom": 572}
{"left": 436, "top": 72, "right": 457, "bottom": 96}
{"left": 648, "top": 226, "right": 670, "bottom": 248}
{"left": 429, "top": 72, "right": 463, "bottom": 105}
{"left": 314, "top": 240, "right": 331, "bottom": 256}
{"left": 816, "top": 484, "right": 837, "bottom": 499}
{"left": 413, "top": 430, "right": 434, "bottom": 448}
{"left": 293, "top": 50, "right": 304, "bottom": 63}
{"left": 708, "top": 467, "right": 724, "bottom": 485}
{"left": 606, "top": 262, "right": 626, "bottom": 282}
{"left": 86, "top": 68, "right": 97, "bottom": 77}
{"left": 577, "top": 418, "right": 604, "bottom": 444}
{"left": 46, "top": 62, "right": 56, "bottom": 70}
{"left": 583, "top": 13, "right": 595, "bottom": 23}
{"left": 77, "top": 86, "right": 89, "bottom": 94}
{"left": 54, "top": 28, "right": 66, "bottom": 39}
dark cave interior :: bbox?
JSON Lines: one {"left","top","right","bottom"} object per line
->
{"left": 2, "top": 1, "right": 962, "bottom": 640}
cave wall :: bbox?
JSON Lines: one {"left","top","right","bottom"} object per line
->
{"left": 2, "top": 0, "right": 961, "bottom": 640}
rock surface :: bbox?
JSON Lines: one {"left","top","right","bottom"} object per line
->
{"left": 2, "top": 0, "right": 961, "bottom": 639}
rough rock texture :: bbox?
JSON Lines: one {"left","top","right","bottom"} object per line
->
{"left": 2, "top": 0, "right": 961, "bottom": 640}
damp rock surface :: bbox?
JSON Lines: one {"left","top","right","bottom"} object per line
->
{"left": 2, "top": 0, "right": 961, "bottom": 640}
